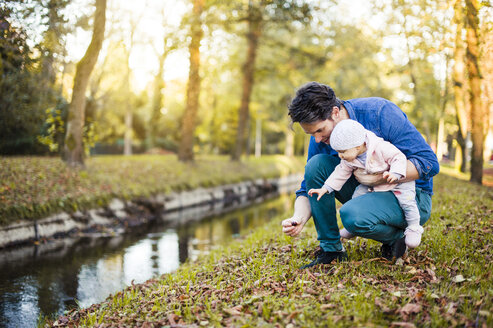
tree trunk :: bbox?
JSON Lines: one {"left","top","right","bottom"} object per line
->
{"left": 403, "top": 29, "right": 431, "bottom": 143}
{"left": 480, "top": 15, "right": 493, "bottom": 163}
{"left": 178, "top": 0, "right": 204, "bottom": 162}
{"left": 231, "top": 3, "right": 262, "bottom": 161}
{"left": 436, "top": 117, "right": 445, "bottom": 161}
{"left": 455, "top": 116, "right": 468, "bottom": 172}
{"left": 254, "top": 116, "right": 261, "bottom": 158}
{"left": 436, "top": 56, "right": 450, "bottom": 162}
{"left": 149, "top": 51, "right": 166, "bottom": 150}
{"left": 42, "top": 0, "right": 60, "bottom": 86}
{"left": 63, "top": 0, "right": 106, "bottom": 167}
{"left": 122, "top": 22, "right": 138, "bottom": 156}
{"left": 123, "top": 51, "right": 132, "bottom": 156}
{"left": 453, "top": 0, "right": 469, "bottom": 173}
{"left": 285, "top": 128, "right": 294, "bottom": 157}
{"left": 304, "top": 135, "right": 310, "bottom": 157}
{"left": 465, "top": 0, "right": 484, "bottom": 184}
{"left": 124, "top": 110, "right": 132, "bottom": 155}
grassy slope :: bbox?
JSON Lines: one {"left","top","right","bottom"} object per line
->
{"left": 0, "top": 155, "right": 305, "bottom": 225}
{"left": 47, "top": 172, "right": 493, "bottom": 327}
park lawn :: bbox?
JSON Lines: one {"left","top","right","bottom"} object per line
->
{"left": 0, "top": 155, "right": 305, "bottom": 226}
{"left": 46, "top": 172, "right": 493, "bottom": 327}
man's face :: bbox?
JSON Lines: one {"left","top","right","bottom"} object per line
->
{"left": 299, "top": 106, "right": 345, "bottom": 144}
{"left": 300, "top": 119, "right": 337, "bottom": 144}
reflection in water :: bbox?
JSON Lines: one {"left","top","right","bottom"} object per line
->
{"left": 0, "top": 194, "right": 293, "bottom": 327}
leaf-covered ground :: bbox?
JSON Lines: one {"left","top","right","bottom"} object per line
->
{"left": 0, "top": 155, "right": 305, "bottom": 225}
{"left": 46, "top": 172, "right": 493, "bottom": 327}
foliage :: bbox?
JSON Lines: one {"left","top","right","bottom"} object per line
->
{"left": 0, "top": 6, "right": 48, "bottom": 155}
{"left": 37, "top": 97, "right": 69, "bottom": 153}
{"left": 0, "top": 0, "right": 74, "bottom": 155}
{"left": 0, "top": 155, "right": 305, "bottom": 225}
{"left": 372, "top": 0, "right": 453, "bottom": 144}
{"left": 1, "top": 0, "right": 491, "bottom": 178}
{"left": 46, "top": 172, "right": 493, "bottom": 327}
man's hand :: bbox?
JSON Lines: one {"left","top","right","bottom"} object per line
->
{"left": 281, "top": 217, "right": 307, "bottom": 237}
{"left": 382, "top": 171, "right": 399, "bottom": 183}
{"left": 282, "top": 196, "right": 311, "bottom": 237}
{"left": 308, "top": 188, "right": 328, "bottom": 201}
{"left": 353, "top": 168, "right": 387, "bottom": 186}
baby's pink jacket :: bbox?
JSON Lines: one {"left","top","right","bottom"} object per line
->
{"left": 325, "top": 130, "right": 407, "bottom": 192}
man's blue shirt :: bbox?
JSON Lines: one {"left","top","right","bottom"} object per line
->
{"left": 296, "top": 97, "right": 440, "bottom": 197}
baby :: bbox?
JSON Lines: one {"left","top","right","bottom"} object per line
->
{"left": 308, "top": 119, "right": 424, "bottom": 249}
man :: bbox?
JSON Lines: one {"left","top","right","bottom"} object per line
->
{"left": 281, "top": 82, "right": 439, "bottom": 268}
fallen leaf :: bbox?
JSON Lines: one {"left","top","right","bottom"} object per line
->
{"left": 167, "top": 313, "right": 179, "bottom": 325}
{"left": 479, "top": 310, "right": 491, "bottom": 317}
{"left": 375, "top": 297, "right": 392, "bottom": 313}
{"left": 446, "top": 302, "right": 457, "bottom": 315}
{"left": 320, "top": 304, "right": 336, "bottom": 310}
{"left": 406, "top": 266, "right": 418, "bottom": 274}
{"left": 224, "top": 305, "right": 243, "bottom": 316}
{"left": 287, "top": 311, "right": 300, "bottom": 320}
{"left": 399, "top": 303, "right": 421, "bottom": 315}
{"left": 426, "top": 268, "right": 439, "bottom": 282}
{"left": 391, "top": 322, "right": 416, "bottom": 328}
{"left": 452, "top": 275, "right": 466, "bottom": 283}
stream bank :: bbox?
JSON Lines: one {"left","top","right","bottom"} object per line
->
{"left": 0, "top": 174, "right": 302, "bottom": 249}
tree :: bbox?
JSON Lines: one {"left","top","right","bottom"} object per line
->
{"left": 0, "top": 5, "right": 47, "bottom": 155}
{"left": 148, "top": 12, "right": 181, "bottom": 150}
{"left": 452, "top": 0, "right": 469, "bottom": 172}
{"left": 377, "top": 0, "right": 450, "bottom": 145}
{"left": 122, "top": 15, "right": 140, "bottom": 156}
{"left": 230, "top": 0, "right": 312, "bottom": 161}
{"left": 479, "top": 8, "right": 492, "bottom": 165}
{"left": 37, "top": 0, "right": 71, "bottom": 105}
{"left": 63, "top": 0, "right": 106, "bottom": 166}
{"left": 0, "top": 1, "right": 71, "bottom": 155}
{"left": 232, "top": 0, "right": 261, "bottom": 161}
{"left": 178, "top": 0, "right": 204, "bottom": 162}
{"left": 465, "top": 0, "right": 484, "bottom": 183}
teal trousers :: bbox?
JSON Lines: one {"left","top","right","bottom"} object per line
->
{"left": 304, "top": 154, "right": 432, "bottom": 252}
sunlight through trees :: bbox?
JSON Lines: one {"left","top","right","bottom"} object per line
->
{"left": 1, "top": 0, "right": 492, "bottom": 182}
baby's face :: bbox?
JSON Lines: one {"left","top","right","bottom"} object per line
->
{"left": 337, "top": 145, "right": 364, "bottom": 161}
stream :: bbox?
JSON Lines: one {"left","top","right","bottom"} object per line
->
{"left": 0, "top": 193, "right": 294, "bottom": 328}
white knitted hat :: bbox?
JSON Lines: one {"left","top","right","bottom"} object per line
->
{"left": 330, "top": 119, "right": 366, "bottom": 151}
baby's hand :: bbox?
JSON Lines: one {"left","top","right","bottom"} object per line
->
{"left": 383, "top": 171, "right": 399, "bottom": 183}
{"left": 308, "top": 188, "right": 328, "bottom": 201}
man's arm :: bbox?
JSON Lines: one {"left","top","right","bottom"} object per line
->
{"left": 379, "top": 102, "right": 440, "bottom": 181}
{"left": 400, "top": 160, "right": 419, "bottom": 182}
{"left": 354, "top": 160, "right": 419, "bottom": 186}
{"left": 281, "top": 195, "right": 311, "bottom": 237}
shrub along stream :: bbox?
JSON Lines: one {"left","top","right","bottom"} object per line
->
{"left": 45, "top": 172, "right": 492, "bottom": 327}
{"left": 0, "top": 155, "right": 305, "bottom": 226}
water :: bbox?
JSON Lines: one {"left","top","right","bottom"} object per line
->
{"left": 0, "top": 194, "right": 293, "bottom": 328}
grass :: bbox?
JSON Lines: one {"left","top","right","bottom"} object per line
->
{"left": 45, "top": 171, "right": 493, "bottom": 327}
{"left": 0, "top": 154, "right": 305, "bottom": 226}
{"left": 439, "top": 160, "right": 493, "bottom": 187}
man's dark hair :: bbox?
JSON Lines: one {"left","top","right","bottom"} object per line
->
{"left": 288, "top": 82, "right": 343, "bottom": 124}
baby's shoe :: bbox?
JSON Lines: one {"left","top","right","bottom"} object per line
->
{"left": 340, "top": 228, "right": 355, "bottom": 239}
{"left": 404, "top": 225, "right": 424, "bottom": 248}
